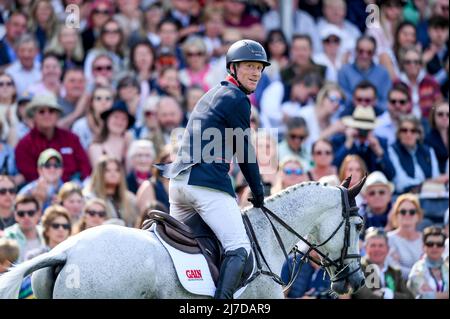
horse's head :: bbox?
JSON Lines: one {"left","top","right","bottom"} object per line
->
{"left": 313, "top": 175, "right": 366, "bottom": 295}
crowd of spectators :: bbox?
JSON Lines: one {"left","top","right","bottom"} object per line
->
{"left": 0, "top": 0, "right": 448, "bottom": 299}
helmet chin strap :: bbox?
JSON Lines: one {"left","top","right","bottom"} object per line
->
{"left": 230, "top": 63, "right": 253, "bottom": 95}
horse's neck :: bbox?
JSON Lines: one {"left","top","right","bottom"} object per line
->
{"left": 244, "top": 183, "right": 340, "bottom": 274}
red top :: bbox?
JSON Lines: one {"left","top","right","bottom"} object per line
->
{"left": 15, "top": 127, "right": 92, "bottom": 183}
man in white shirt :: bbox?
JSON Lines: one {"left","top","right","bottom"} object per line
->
{"left": 5, "top": 34, "right": 41, "bottom": 95}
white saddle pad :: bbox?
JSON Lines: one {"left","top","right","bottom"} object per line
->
{"left": 151, "top": 223, "right": 252, "bottom": 298}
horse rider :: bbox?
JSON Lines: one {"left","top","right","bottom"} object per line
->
{"left": 160, "top": 39, "right": 269, "bottom": 299}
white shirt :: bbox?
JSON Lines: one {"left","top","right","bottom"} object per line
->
{"left": 5, "top": 61, "right": 42, "bottom": 95}
{"left": 374, "top": 111, "right": 397, "bottom": 145}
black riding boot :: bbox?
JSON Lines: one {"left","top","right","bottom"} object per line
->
{"left": 214, "top": 247, "right": 248, "bottom": 299}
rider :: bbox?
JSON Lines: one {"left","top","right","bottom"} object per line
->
{"left": 161, "top": 40, "right": 269, "bottom": 299}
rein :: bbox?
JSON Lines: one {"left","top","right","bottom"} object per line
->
{"left": 241, "top": 186, "right": 362, "bottom": 290}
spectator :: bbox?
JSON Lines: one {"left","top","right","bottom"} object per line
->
{"left": 380, "top": 21, "right": 418, "bottom": 81}
{"left": 25, "top": 204, "right": 72, "bottom": 260}
{"left": 316, "top": 0, "right": 361, "bottom": 57}
{"left": 72, "top": 85, "right": 114, "bottom": 150}
{"left": 166, "top": 0, "right": 201, "bottom": 41}
{"left": 339, "top": 81, "right": 385, "bottom": 118}
{"left": 263, "top": 29, "right": 290, "bottom": 82}
{"left": 179, "top": 36, "right": 215, "bottom": 92}
{"left": 15, "top": 94, "right": 91, "bottom": 183}
{"left": 28, "top": 0, "right": 58, "bottom": 52}
{"left": 359, "top": 171, "right": 394, "bottom": 232}
{"left": 407, "top": 226, "right": 449, "bottom": 299}
{"left": 3, "top": 194, "right": 44, "bottom": 263}
{"left": 81, "top": 0, "right": 114, "bottom": 54}
{"left": 423, "top": 16, "right": 449, "bottom": 86}
{"left": 155, "top": 96, "right": 184, "bottom": 145}
{"left": 83, "top": 156, "right": 138, "bottom": 228}
{"left": 338, "top": 35, "right": 392, "bottom": 111}
{"left": 332, "top": 106, "right": 395, "bottom": 180}
{"left": 352, "top": 227, "right": 414, "bottom": 299}
{"left": 117, "top": 75, "right": 141, "bottom": 120}
{"left": 27, "top": 51, "right": 63, "bottom": 97}
{"left": 18, "top": 148, "right": 64, "bottom": 213}
{"left": 280, "top": 34, "right": 326, "bottom": 87}
{"left": 0, "top": 120, "right": 22, "bottom": 186}
{"left": 338, "top": 154, "right": 367, "bottom": 206}
{"left": 12, "top": 92, "right": 33, "bottom": 143}
{"left": 56, "top": 67, "right": 87, "bottom": 129}
{"left": 56, "top": 182, "right": 84, "bottom": 223}
{"left": 387, "top": 193, "right": 424, "bottom": 279}
{"left": 271, "top": 156, "right": 310, "bottom": 194}
{"left": 277, "top": 117, "right": 312, "bottom": 171}
{"left": 308, "top": 139, "right": 338, "bottom": 182}
{"left": 0, "top": 238, "right": 19, "bottom": 274}
{"left": 84, "top": 19, "right": 126, "bottom": 85}
{"left": 374, "top": 82, "right": 414, "bottom": 145}
{"left": 132, "top": 95, "right": 165, "bottom": 158}
{"left": 262, "top": 0, "right": 319, "bottom": 53}
{"left": 89, "top": 99, "right": 135, "bottom": 166}
{"left": 44, "top": 24, "right": 85, "bottom": 71}
{"left": 153, "top": 66, "right": 185, "bottom": 106}
{"left": 87, "top": 53, "right": 116, "bottom": 91}
{"left": 397, "top": 46, "right": 443, "bottom": 119}
{"left": 114, "top": 0, "right": 142, "bottom": 39}
{"left": 129, "top": 1, "right": 163, "bottom": 48}
{"left": 313, "top": 24, "right": 348, "bottom": 83}
{"left": 0, "top": 72, "right": 19, "bottom": 146}
{"left": 295, "top": 83, "right": 346, "bottom": 148}
{"left": 0, "top": 11, "right": 28, "bottom": 68}
{"left": 126, "top": 139, "right": 156, "bottom": 194}
{"left": 222, "top": 0, "right": 265, "bottom": 43}
{"left": 136, "top": 145, "right": 172, "bottom": 214}
{"left": 0, "top": 174, "right": 16, "bottom": 231}
{"left": 425, "top": 102, "right": 449, "bottom": 174}
{"left": 199, "top": 5, "right": 225, "bottom": 63}
{"left": 281, "top": 249, "right": 333, "bottom": 299}
{"left": 388, "top": 114, "right": 445, "bottom": 194}
{"left": 5, "top": 34, "right": 42, "bottom": 95}
{"left": 73, "top": 197, "right": 109, "bottom": 234}
{"left": 184, "top": 85, "right": 205, "bottom": 122}
{"left": 156, "top": 18, "right": 185, "bottom": 69}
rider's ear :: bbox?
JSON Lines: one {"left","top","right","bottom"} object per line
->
{"left": 348, "top": 174, "right": 367, "bottom": 198}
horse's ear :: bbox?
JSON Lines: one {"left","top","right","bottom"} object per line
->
{"left": 348, "top": 174, "right": 367, "bottom": 198}
{"left": 340, "top": 175, "right": 352, "bottom": 189}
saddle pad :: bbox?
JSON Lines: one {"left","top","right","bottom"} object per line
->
{"left": 152, "top": 224, "right": 251, "bottom": 298}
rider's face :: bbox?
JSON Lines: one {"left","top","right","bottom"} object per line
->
{"left": 234, "top": 61, "right": 264, "bottom": 92}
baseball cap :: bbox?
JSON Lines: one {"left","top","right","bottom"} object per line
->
{"left": 37, "top": 148, "right": 63, "bottom": 167}
{"left": 320, "top": 24, "right": 342, "bottom": 40}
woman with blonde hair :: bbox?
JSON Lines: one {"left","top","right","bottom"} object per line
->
{"left": 386, "top": 193, "right": 425, "bottom": 279}
{"left": 73, "top": 198, "right": 109, "bottom": 234}
{"left": 45, "top": 24, "right": 84, "bottom": 70}
{"left": 29, "top": 0, "right": 58, "bottom": 51}
{"left": 338, "top": 154, "right": 368, "bottom": 206}
{"left": 270, "top": 156, "right": 310, "bottom": 195}
{"left": 25, "top": 205, "right": 72, "bottom": 260}
{"left": 83, "top": 156, "right": 138, "bottom": 227}
{"left": 57, "top": 182, "right": 84, "bottom": 223}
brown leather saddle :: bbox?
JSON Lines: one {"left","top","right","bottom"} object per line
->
{"left": 142, "top": 210, "right": 253, "bottom": 286}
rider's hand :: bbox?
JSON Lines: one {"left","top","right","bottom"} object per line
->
{"left": 248, "top": 193, "right": 264, "bottom": 208}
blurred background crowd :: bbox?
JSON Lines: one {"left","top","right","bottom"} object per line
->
{"left": 0, "top": 0, "right": 448, "bottom": 299}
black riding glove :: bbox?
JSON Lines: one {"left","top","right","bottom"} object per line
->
{"left": 248, "top": 193, "right": 264, "bottom": 208}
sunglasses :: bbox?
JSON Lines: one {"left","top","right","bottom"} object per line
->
{"left": 399, "top": 127, "right": 418, "bottom": 134}
{"left": 389, "top": 98, "right": 408, "bottom": 105}
{"left": 42, "top": 162, "right": 62, "bottom": 169}
{"left": 327, "top": 95, "right": 344, "bottom": 105}
{"left": 37, "top": 108, "right": 57, "bottom": 115}
{"left": 368, "top": 189, "right": 387, "bottom": 197}
{"left": 93, "top": 8, "right": 110, "bottom": 15}
{"left": 436, "top": 111, "right": 449, "bottom": 118}
{"left": 283, "top": 168, "right": 304, "bottom": 176}
{"left": 399, "top": 209, "right": 417, "bottom": 216}
{"left": 93, "top": 65, "right": 113, "bottom": 72}
{"left": 289, "top": 134, "right": 307, "bottom": 141}
{"left": 103, "top": 28, "right": 120, "bottom": 34}
{"left": 0, "top": 187, "right": 17, "bottom": 195}
{"left": 16, "top": 210, "right": 37, "bottom": 218}
{"left": 94, "top": 95, "right": 112, "bottom": 101}
{"left": 186, "top": 51, "right": 205, "bottom": 57}
{"left": 323, "top": 37, "right": 340, "bottom": 44}
{"left": 85, "top": 210, "right": 107, "bottom": 218}
{"left": 355, "top": 97, "right": 374, "bottom": 104}
{"left": 0, "top": 81, "right": 14, "bottom": 87}
{"left": 50, "top": 223, "right": 71, "bottom": 230}
{"left": 424, "top": 241, "right": 445, "bottom": 248}
{"left": 357, "top": 48, "right": 374, "bottom": 56}
{"left": 404, "top": 59, "right": 421, "bottom": 65}
{"left": 314, "top": 150, "right": 332, "bottom": 156}
{"left": 144, "top": 111, "right": 155, "bottom": 117}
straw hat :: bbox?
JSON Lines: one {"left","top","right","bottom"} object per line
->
{"left": 342, "top": 106, "right": 379, "bottom": 130}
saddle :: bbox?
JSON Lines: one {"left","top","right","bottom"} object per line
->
{"left": 142, "top": 210, "right": 253, "bottom": 286}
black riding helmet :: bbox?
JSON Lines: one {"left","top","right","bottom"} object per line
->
{"left": 226, "top": 39, "right": 270, "bottom": 94}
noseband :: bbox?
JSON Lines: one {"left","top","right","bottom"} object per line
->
{"left": 242, "top": 185, "right": 363, "bottom": 289}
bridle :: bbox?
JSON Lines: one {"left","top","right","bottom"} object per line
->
{"left": 242, "top": 185, "right": 363, "bottom": 289}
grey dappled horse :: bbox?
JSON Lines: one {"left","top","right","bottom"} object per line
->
{"left": 0, "top": 177, "right": 366, "bottom": 298}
